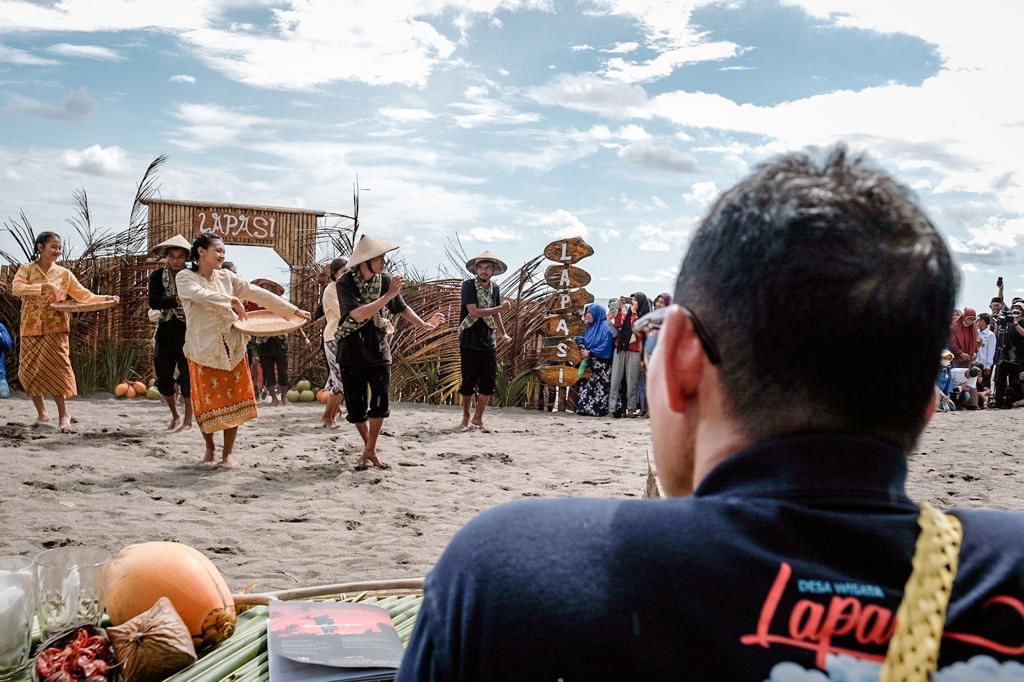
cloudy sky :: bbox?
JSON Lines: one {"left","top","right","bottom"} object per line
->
{"left": 1, "top": 0, "right": 1021, "bottom": 306}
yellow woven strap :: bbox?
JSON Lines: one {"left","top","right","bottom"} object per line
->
{"left": 880, "top": 501, "right": 963, "bottom": 682}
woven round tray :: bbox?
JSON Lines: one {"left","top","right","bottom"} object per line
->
{"left": 233, "top": 310, "right": 308, "bottom": 337}
{"left": 50, "top": 300, "right": 117, "bottom": 313}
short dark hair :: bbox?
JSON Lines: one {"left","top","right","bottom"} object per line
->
{"left": 330, "top": 257, "right": 348, "bottom": 279}
{"left": 991, "top": 297, "right": 1002, "bottom": 304}
{"left": 674, "top": 145, "right": 956, "bottom": 450}
{"left": 190, "top": 232, "right": 224, "bottom": 272}
{"left": 967, "top": 366, "right": 982, "bottom": 377}
{"left": 978, "top": 313, "right": 991, "bottom": 326}
{"left": 31, "top": 231, "right": 61, "bottom": 261}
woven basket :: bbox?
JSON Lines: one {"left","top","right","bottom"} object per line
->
{"left": 50, "top": 300, "right": 117, "bottom": 313}
{"left": 233, "top": 310, "right": 308, "bottom": 337}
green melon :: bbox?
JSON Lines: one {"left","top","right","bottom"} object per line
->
{"left": 286, "top": 389, "right": 301, "bottom": 403}
{"left": 146, "top": 386, "right": 162, "bottom": 400}
{"left": 295, "top": 379, "right": 312, "bottom": 392}
{"left": 299, "top": 389, "right": 316, "bottom": 402}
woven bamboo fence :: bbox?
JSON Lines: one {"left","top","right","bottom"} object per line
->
{"left": 0, "top": 157, "right": 554, "bottom": 406}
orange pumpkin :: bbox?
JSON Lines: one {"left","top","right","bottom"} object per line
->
{"left": 131, "top": 381, "right": 147, "bottom": 396}
{"left": 318, "top": 390, "right": 331, "bottom": 404}
{"left": 115, "top": 383, "right": 130, "bottom": 397}
{"left": 102, "top": 542, "right": 236, "bottom": 652}
{"left": 125, "top": 386, "right": 136, "bottom": 399}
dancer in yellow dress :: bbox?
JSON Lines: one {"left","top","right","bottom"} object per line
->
{"left": 12, "top": 232, "right": 118, "bottom": 432}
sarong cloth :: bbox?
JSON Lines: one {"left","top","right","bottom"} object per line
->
{"left": 188, "top": 358, "right": 258, "bottom": 433}
{"left": 19, "top": 333, "right": 76, "bottom": 398}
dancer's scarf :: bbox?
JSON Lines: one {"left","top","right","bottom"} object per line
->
{"left": 459, "top": 279, "right": 496, "bottom": 333}
{"left": 335, "top": 273, "right": 388, "bottom": 340}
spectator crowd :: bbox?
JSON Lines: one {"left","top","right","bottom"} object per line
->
{"left": 936, "top": 277, "right": 1024, "bottom": 411}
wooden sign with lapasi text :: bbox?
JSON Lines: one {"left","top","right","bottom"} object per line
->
{"left": 542, "top": 314, "right": 584, "bottom": 337}
{"left": 539, "top": 337, "right": 583, "bottom": 365}
{"left": 538, "top": 236, "right": 594, "bottom": 390}
{"left": 193, "top": 207, "right": 279, "bottom": 243}
{"left": 546, "top": 288, "right": 595, "bottom": 312}
{"left": 544, "top": 264, "right": 591, "bottom": 290}
{"left": 537, "top": 365, "right": 590, "bottom": 387}
{"left": 543, "top": 236, "right": 595, "bottom": 264}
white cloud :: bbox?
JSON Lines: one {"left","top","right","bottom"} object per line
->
{"left": 571, "top": 44, "right": 594, "bottom": 52}
{"left": 449, "top": 97, "right": 540, "bottom": 128}
{"left": 604, "top": 41, "right": 639, "bottom": 54}
{"left": 48, "top": 43, "right": 124, "bottom": 61}
{"left": 603, "top": 41, "right": 740, "bottom": 83}
{"left": 380, "top": 107, "right": 436, "bottom": 123}
{"left": 464, "top": 85, "right": 489, "bottom": 99}
{"left": 3, "top": 87, "right": 94, "bottom": 120}
{"left": 168, "top": 103, "right": 274, "bottom": 149}
{"left": 484, "top": 124, "right": 650, "bottom": 172}
{"left": 169, "top": 74, "right": 196, "bottom": 84}
{"left": 961, "top": 263, "right": 980, "bottom": 273}
{"left": 539, "top": 209, "right": 588, "bottom": 239}
{"left": 527, "top": 73, "right": 649, "bottom": 118}
{"left": 61, "top": 144, "right": 129, "bottom": 176}
{"left": 618, "top": 140, "right": 698, "bottom": 172}
{"left": 683, "top": 180, "right": 719, "bottom": 207}
{"left": 0, "top": 44, "right": 58, "bottom": 65}
{"left": 719, "top": 65, "right": 756, "bottom": 71}
{"left": 466, "top": 226, "right": 517, "bottom": 242}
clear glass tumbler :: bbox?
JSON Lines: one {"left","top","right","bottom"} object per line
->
{"left": 0, "top": 556, "right": 36, "bottom": 682}
{"left": 35, "top": 547, "right": 110, "bottom": 641}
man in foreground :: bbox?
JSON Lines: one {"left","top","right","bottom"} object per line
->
{"left": 399, "top": 147, "right": 1024, "bottom": 680}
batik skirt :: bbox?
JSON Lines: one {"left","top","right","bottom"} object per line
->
{"left": 188, "top": 358, "right": 258, "bottom": 433}
{"left": 19, "top": 333, "right": 76, "bottom": 398}
{"left": 323, "top": 338, "right": 344, "bottom": 395}
{"left": 575, "top": 355, "right": 612, "bottom": 417}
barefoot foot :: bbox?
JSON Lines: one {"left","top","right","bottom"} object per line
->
{"left": 470, "top": 419, "right": 490, "bottom": 433}
{"left": 168, "top": 415, "right": 182, "bottom": 431}
{"left": 221, "top": 454, "right": 239, "bottom": 469}
{"left": 58, "top": 416, "right": 72, "bottom": 433}
{"left": 202, "top": 449, "right": 216, "bottom": 466}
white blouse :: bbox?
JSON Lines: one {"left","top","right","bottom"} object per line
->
{"left": 176, "top": 268, "right": 297, "bottom": 370}
{"left": 321, "top": 283, "right": 342, "bottom": 342}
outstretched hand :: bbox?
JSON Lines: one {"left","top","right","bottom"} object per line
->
{"left": 231, "top": 297, "right": 248, "bottom": 320}
{"left": 424, "top": 311, "right": 446, "bottom": 329}
{"left": 294, "top": 309, "right": 312, "bottom": 321}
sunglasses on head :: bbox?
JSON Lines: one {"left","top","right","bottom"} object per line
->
{"left": 632, "top": 304, "right": 721, "bottom": 365}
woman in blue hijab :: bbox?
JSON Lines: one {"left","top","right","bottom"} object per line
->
{"left": 574, "top": 303, "right": 615, "bottom": 416}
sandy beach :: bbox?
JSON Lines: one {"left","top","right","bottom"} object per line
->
{"left": 0, "top": 395, "right": 1021, "bottom": 593}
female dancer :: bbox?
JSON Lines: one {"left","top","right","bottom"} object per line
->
{"left": 12, "top": 232, "right": 118, "bottom": 432}
{"left": 176, "top": 232, "right": 311, "bottom": 466}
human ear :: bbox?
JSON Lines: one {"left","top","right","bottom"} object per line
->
{"left": 657, "top": 305, "right": 706, "bottom": 413}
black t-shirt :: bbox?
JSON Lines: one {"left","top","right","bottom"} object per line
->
{"left": 459, "top": 279, "right": 500, "bottom": 351}
{"left": 399, "top": 434, "right": 1024, "bottom": 681}
{"left": 148, "top": 267, "right": 185, "bottom": 347}
{"left": 336, "top": 271, "right": 407, "bottom": 367}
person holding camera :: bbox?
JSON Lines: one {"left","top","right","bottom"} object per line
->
{"left": 992, "top": 302, "right": 1024, "bottom": 408}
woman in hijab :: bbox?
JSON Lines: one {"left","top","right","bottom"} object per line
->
{"left": 610, "top": 292, "right": 651, "bottom": 417}
{"left": 948, "top": 307, "right": 979, "bottom": 368}
{"left": 574, "top": 303, "right": 615, "bottom": 417}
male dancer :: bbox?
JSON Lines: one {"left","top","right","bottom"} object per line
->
{"left": 148, "top": 234, "right": 193, "bottom": 430}
{"left": 335, "top": 236, "right": 445, "bottom": 469}
{"left": 458, "top": 250, "right": 511, "bottom": 431}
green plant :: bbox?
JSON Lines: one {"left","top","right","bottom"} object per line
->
{"left": 99, "top": 339, "right": 141, "bottom": 392}
{"left": 495, "top": 363, "right": 539, "bottom": 407}
{"left": 70, "top": 340, "right": 99, "bottom": 395}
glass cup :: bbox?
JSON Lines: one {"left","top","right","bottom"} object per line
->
{"left": 35, "top": 547, "right": 110, "bottom": 641}
{"left": 0, "top": 556, "right": 36, "bottom": 682}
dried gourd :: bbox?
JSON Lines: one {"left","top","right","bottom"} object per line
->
{"left": 107, "top": 597, "right": 197, "bottom": 682}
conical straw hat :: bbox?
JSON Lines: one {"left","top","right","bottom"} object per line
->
{"left": 465, "top": 250, "right": 508, "bottom": 276}
{"left": 347, "top": 235, "right": 398, "bottom": 269}
{"left": 152, "top": 234, "right": 192, "bottom": 257}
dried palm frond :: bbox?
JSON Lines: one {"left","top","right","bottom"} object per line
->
{"left": 0, "top": 210, "right": 37, "bottom": 265}
{"left": 644, "top": 451, "right": 661, "bottom": 499}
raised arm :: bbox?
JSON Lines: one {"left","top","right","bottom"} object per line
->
{"left": 176, "top": 270, "right": 237, "bottom": 320}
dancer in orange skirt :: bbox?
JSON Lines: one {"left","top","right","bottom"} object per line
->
{"left": 12, "top": 231, "right": 118, "bottom": 432}
{"left": 176, "top": 232, "right": 311, "bottom": 467}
